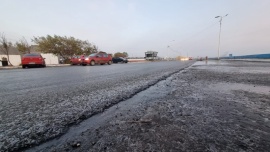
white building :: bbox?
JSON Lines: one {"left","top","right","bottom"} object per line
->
{"left": 0, "top": 47, "right": 22, "bottom": 66}
{"left": 0, "top": 46, "right": 60, "bottom": 66}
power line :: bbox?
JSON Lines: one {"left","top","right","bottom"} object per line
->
{"left": 166, "top": 21, "right": 220, "bottom": 57}
{"left": 167, "top": 45, "right": 181, "bottom": 55}
{"left": 178, "top": 21, "right": 219, "bottom": 44}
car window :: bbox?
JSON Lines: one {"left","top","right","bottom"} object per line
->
{"left": 23, "top": 54, "right": 40, "bottom": 57}
{"left": 90, "top": 53, "right": 96, "bottom": 57}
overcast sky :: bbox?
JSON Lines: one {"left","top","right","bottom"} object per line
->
{"left": 1, "top": 0, "right": 270, "bottom": 57}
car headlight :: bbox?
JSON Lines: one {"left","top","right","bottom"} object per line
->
{"left": 85, "top": 58, "right": 89, "bottom": 60}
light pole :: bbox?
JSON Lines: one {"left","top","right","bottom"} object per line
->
{"left": 215, "top": 14, "right": 228, "bottom": 60}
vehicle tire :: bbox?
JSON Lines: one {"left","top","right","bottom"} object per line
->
{"left": 82, "top": 64, "right": 86, "bottom": 66}
{"left": 90, "top": 60, "right": 95, "bottom": 66}
{"left": 108, "top": 60, "right": 112, "bottom": 65}
{"left": 22, "top": 65, "right": 26, "bottom": 69}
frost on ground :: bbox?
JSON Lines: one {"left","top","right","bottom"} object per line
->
{"left": 38, "top": 61, "right": 270, "bottom": 152}
{"left": 0, "top": 62, "right": 193, "bottom": 152}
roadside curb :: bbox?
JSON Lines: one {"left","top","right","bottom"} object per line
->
{"left": 0, "top": 66, "right": 21, "bottom": 70}
{"left": 0, "top": 64, "right": 71, "bottom": 70}
{"left": 46, "top": 64, "right": 71, "bottom": 67}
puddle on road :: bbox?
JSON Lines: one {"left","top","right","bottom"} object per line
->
{"left": 192, "top": 60, "right": 228, "bottom": 66}
{"left": 192, "top": 61, "right": 270, "bottom": 74}
{"left": 210, "top": 83, "right": 270, "bottom": 95}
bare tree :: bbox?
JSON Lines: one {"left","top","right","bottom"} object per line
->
{"left": 16, "top": 37, "right": 31, "bottom": 54}
{"left": 0, "top": 33, "right": 13, "bottom": 66}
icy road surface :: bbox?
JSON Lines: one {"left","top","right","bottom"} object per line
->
{"left": 0, "top": 61, "right": 194, "bottom": 151}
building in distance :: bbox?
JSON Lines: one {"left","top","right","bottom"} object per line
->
{"left": 145, "top": 51, "right": 158, "bottom": 60}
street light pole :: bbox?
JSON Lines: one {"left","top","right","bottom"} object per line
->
{"left": 215, "top": 14, "right": 228, "bottom": 60}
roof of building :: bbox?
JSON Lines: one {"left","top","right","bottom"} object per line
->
{"left": 145, "top": 51, "right": 158, "bottom": 54}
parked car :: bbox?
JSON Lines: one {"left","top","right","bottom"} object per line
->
{"left": 70, "top": 55, "right": 86, "bottom": 65}
{"left": 112, "top": 57, "right": 128, "bottom": 63}
{"left": 21, "top": 53, "right": 46, "bottom": 68}
{"left": 81, "top": 52, "right": 112, "bottom": 66}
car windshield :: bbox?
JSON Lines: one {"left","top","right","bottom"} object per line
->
{"left": 23, "top": 54, "right": 40, "bottom": 57}
{"left": 89, "top": 53, "right": 97, "bottom": 57}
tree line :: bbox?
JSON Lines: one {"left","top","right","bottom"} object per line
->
{"left": 0, "top": 33, "right": 129, "bottom": 65}
{"left": 113, "top": 52, "right": 128, "bottom": 58}
{"left": 0, "top": 33, "right": 99, "bottom": 65}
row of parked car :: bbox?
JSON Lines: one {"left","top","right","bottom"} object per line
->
{"left": 21, "top": 52, "right": 128, "bottom": 68}
{"left": 70, "top": 52, "right": 128, "bottom": 66}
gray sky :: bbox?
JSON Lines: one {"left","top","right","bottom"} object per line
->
{"left": 1, "top": 0, "right": 270, "bottom": 57}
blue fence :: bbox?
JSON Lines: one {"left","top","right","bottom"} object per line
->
{"left": 222, "top": 53, "right": 270, "bottom": 59}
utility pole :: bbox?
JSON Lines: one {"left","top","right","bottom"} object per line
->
{"left": 215, "top": 14, "right": 228, "bottom": 60}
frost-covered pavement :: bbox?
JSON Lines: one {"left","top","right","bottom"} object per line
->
{"left": 0, "top": 61, "right": 194, "bottom": 151}
{"left": 25, "top": 60, "right": 270, "bottom": 152}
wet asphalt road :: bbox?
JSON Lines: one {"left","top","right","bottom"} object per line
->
{"left": 0, "top": 61, "right": 194, "bottom": 151}
{"left": 21, "top": 60, "right": 270, "bottom": 152}
{"left": 0, "top": 61, "right": 193, "bottom": 101}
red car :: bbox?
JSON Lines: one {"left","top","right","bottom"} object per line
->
{"left": 70, "top": 55, "right": 86, "bottom": 65}
{"left": 81, "top": 52, "right": 112, "bottom": 66}
{"left": 21, "top": 53, "right": 46, "bottom": 68}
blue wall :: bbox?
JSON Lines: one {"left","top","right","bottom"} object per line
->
{"left": 222, "top": 53, "right": 270, "bottom": 59}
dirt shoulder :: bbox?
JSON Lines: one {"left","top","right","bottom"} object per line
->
{"left": 27, "top": 61, "right": 270, "bottom": 152}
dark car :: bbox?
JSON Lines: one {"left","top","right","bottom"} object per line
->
{"left": 112, "top": 57, "right": 128, "bottom": 63}
{"left": 21, "top": 53, "right": 46, "bottom": 68}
